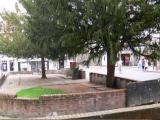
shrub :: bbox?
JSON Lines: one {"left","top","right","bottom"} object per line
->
{"left": 66, "top": 68, "right": 80, "bottom": 79}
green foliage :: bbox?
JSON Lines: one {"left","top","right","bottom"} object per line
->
{"left": 1, "top": 0, "right": 159, "bottom": 86}
{"left": 16, "top": 87, "right": 64, "bottom": 98}
{"left": 19, "top": 0, "right": 64, "bottom": 59}
{"left": 67, "top": 68, "right": 79, "bottom": 76}
{"left": 0, "top": 10, "right": 39, "bottom": 58}
{"left": 66, "top": 68, "right": 80, "bottom": 80}
{"left": 51, "top": 0, "right": 160, "bottom": 87}
{"left": 19, "top": 0, "right": 67, "bottom": 78}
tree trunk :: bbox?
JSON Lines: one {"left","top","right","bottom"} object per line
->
{"left": 41, "top": 56, "right": 47, "bottom": 79}
{"left": 106, "top": 53, "right": 116, "bottom": 88}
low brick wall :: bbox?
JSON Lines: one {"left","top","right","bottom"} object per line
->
{"left": 90, "top": 73, "right": 160, "bottom": 108}
{"left": 46, "top": 69, "right": 67, "bottom": 75}
{"left": 116, "top": 77, "right": 136, "bottom": 89}
{"left": 56, "top": 103, "right": 160, "bottom": 119}
{"left": 0, "top": 90, "right": 125, "bottom": 118}
{"left": 127, "top": 79, "right": 160, "bottom": 106}
{"left": 78, "top": 70, "right": 85, "bottom": 79}
{"left": 90, "top": 73, "right": 135, "bottom": 88}
{"left": 90, "top": 73, "right": 106, "bottom": 85}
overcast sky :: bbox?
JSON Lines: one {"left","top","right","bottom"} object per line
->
{"left": 0, "top": 0, "right": 22, "bottom": 12}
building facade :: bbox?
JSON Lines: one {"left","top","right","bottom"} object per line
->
{"left": 0, "top": 54, "right": 76, "bottom": 74}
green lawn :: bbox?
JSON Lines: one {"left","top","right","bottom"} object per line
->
{"left": 16, "top": 87, "right": 64, "bottom": 98}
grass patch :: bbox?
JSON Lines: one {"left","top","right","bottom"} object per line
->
{"left": 16, "top": 87, "right": 64, "bottom": 98}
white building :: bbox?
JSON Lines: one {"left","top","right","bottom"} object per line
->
{"left": 0, "top": 54, "right": 76, "bottom": 74}
{"left": 101, "top": 50, "right": 138, "bottom": 66}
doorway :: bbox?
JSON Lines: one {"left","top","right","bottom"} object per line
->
{"left": 121, "top": 54, "right": 130, "bottom": 66}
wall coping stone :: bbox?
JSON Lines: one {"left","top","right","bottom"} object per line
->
{"left": 0, "top": 89, "right": 125, "bottom": 101}
{"left": 90, "top": 72, "right": 136, "bottom": 82}
{"left": 40, "top": 89, "right": 125, "bottom": 100}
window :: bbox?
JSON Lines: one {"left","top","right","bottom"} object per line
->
{"left": 1, "top": 61, "right": 7, "bottom": 71}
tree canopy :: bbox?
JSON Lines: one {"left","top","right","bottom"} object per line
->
{"left": 0, "top": 10, "right": 38, "bottom": 58}
{"left": 19, "top": 0, "right": 68, "bottom": 78}
{"left": 52, "top": 0, "right": 160, "bottom": 87}
{"left": 1, "top": 0, "right": 159, "bottom": 87}
{"left": 19, "top": 0, "right": 65, "bottom": 59}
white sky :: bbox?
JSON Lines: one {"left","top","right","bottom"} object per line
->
{"left": 0, "top": 0, "right": 22, "bottom": 12}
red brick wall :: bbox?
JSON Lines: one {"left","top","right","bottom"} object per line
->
{"left": 0, "top": 90, "right": 126, "bottom": 117}
{"left": 66, "top": 104, "right": 160, "bottom": 119}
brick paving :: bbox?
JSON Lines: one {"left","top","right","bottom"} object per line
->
{"left": 46, "top": 83, "right": 113, "bottom": 93}
{"left": 0, "top": 74, "right": 88, "bottom": 95}
{"left": 0, "top": 73, "right": 113, "bottom": 95}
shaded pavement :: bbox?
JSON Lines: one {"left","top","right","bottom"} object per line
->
{"left": 0, "top": 74, "right": 87, "bottom": 95}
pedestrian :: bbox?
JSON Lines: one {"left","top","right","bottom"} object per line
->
{"left": 142, "top": 59, "right": 145, "bottom": 71}
{"left": 138, "top": 59, "right": 142, "bottom": 70}
{"left": 117, "top": 59, "right": 123, "bottom": 73}
{"left": 145, "top": 59, "right": 149, "bottom": 71}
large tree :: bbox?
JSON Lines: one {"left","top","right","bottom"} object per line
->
{"left": 0, "top": 4, "right": 48, "bottom": 79}
{"left": 55, "top": 0, "right": 160, "bottom": 87}
{"left": 19, "top": 0, "right": 64, "bottom": 79}
{"left": 17, "top": 0, "right": 160, "bottom": 87}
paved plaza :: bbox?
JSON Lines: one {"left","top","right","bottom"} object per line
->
{"left": 81, "top": 66, "right": 160, "bottom": 81}
{"left": 0, "top": 74, "right": 87, "bottom": 95}
{"left": 0, "top": 66, "right": 160, "bottom": 95}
